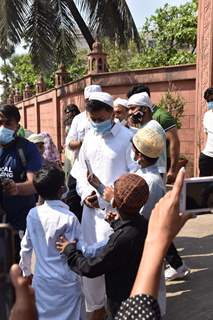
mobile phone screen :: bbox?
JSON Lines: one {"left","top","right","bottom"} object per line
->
{"left": 186, "top": 181, "right": 213, "bottom": 211}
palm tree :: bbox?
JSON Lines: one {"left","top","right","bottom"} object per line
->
{"left": 0, "top": 0, "right": 141, "bottom": 72}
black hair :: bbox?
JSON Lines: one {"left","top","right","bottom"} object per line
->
{"left": 127, "top": 84, "right": 151, "bottom": 98}
{"left": 64, "top": 104, "right": 80, "bottom": 126}
{"left": 141, "top": 153, "right": 158, "bottom": 165}
{"left": 204, "top": 88, "right": 213, "bottom": 101}
{"left": 0, "top": 104, "right": 21, "bottom": 123}
{"left": 33, "top": 165, "right": 65, "bottom": 200}
{"left": 64, "top": 104, "right": 80, "bottom": 115}
{"left": 86, "top": 100, "right": 113, "bottom": 113}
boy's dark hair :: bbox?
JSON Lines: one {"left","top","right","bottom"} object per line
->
{"left": 132, "top": 141, "right": 158, "bottom": 165}
{"left": 0, "top": 104, "right": 21, "bottom": 123}
{"left": 127, "top": 84, "right": 151, "bottom": 99}
{"left": 33, "top": 165, "right": 65, "bottom": 200}
{"left": 64, "top": 104, "right": 80, "bottom": 115}
{"left": 204, "top": 88, "right": 213, "bottom": 102}
{"left": 86, "top": 100, "right": 113, "bottom": 113}
{"left": 141, "top": 153, "right": 158, "bottom": 165}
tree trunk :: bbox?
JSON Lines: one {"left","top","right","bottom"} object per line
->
{"left": 67, "top": 0, "right": 95, "bottom": 50}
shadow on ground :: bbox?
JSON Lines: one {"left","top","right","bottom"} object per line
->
{"left": 166, "top": 234, "right": 213, "bottom": 320}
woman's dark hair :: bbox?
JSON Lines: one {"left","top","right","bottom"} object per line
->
{"left": 0, "top": 104, "right": 21, "bottom": 123}
{"left": 204, "top": 88, "right": 213, "bottom": 102}
{"left": 127, "top": 84, "right": 151, "bottom": 98}
{"left": 33, "top": 165, "right": 65, "bottom": 200}
{"left": 86, "top": 100, "right": 113, "bottom": 113}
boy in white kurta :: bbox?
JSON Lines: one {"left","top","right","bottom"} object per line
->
{"left": 19, "top": 166, "right": 87, "bottom": 320}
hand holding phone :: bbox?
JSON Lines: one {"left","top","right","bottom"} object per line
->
{"left": 180, "top": 176, "right": 213, "bottom": 214}
{"left": 86, "top": 160, "right": 106, "bottom": 196}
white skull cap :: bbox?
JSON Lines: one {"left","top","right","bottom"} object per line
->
{"left": 128, "top": 92, "right": 153, "bottom": 110}
{"left": 88, "top": 92, "right": 113, "bottom": 108}
{"left": 133, "top": 127, "right": 164, "bottom": 158}
{"left": 84, "top": 84, "right": 102, "bottom": 99}
{"left": 114, "top": 98, "right": 129, "bottom": 109}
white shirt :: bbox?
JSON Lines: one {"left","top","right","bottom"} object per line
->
{"left": 72, "top": 122, "right": 138, "bottom": 201}
{"left": 136, "top": 165, "right": 165, "bottom": 220}
{"left": 65, "top": 111, "right": 91, "bottom": 160}
{"left": 202, "top": 110, "right": 213, "bottom": 157}
{"left": 66, "top": 111, "right": 91, "bottom": 144}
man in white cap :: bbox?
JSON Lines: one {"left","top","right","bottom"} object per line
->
{"left": 128, "top": 92, "right": 167, "bottom": 179}
{"left": 127, "top": 84, "right": 180, "bottom": 185}
{"left": 113, "top": 98, "right": 129, "bottom": 126}
{"left": 65, "top": 84, "right": 102, "bottom": 156}
{"left": 71, "top": 91, "right": 137, "bottom": 319}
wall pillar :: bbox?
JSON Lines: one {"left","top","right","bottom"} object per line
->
{"left": 194, "top": 0, "right": 213, "bottom": 175}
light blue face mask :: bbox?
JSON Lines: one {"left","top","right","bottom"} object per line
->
{"left": 91, "top": 119, "right": 113, "bottom": 135}
{"left": 0, "top": 126, "right": 15, "bottom": 145}
{"left": 207, "top": 101, "right": 213, "bottom": 110}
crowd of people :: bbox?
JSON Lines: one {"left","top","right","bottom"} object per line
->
{"left": 0, "top": 84, "right": 212, "bottom": 320}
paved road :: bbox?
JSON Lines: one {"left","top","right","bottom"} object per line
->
{"left": 166, "top": 214, "right": 213, "bottom": 320}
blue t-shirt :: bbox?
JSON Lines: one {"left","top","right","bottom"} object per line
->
{"left": 0, "top": 138, "right": 42, "bottom": 230}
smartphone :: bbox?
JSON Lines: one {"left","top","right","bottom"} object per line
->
{"left": 0, "top": 224, "right": 15, "bottom": 320}
{"left": 85, "top": 160, "right": 93, "bottom": 175}
{"left": 180, "top": 176, "right": 213, "bottom": 214}
{"left": 85, "top": 160, "right": 105, "bottom": 196}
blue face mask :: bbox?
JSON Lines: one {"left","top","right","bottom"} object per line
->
{"left": 207, "top": 101, "right": 213, "bottom": 110}
{"left": 91, "top": 119, "right": 113, "bottom": 135}
{"left": 0, "top": 126, "right": 15, "bottom": 145}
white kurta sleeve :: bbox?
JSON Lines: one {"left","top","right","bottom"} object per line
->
{"left": 19, "top": 222, "right": 33, "bottom": 277}
{"left": 74, "top": 140, "right": 94, "bottom": 201}
{"left": 65, "top": 116, "right": 78, "bottom": 146}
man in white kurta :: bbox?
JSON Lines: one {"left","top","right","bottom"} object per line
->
{"left": 71, "top": 92, "right": 137, "bottom": 316}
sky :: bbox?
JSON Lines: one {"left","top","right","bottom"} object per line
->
{"left": 126, "top": 0, "right": 190, "bottom": 30}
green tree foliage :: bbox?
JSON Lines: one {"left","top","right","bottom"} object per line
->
{"left": 0, "top": 50, "right": 88, "bottom": 101}
{"left": 134, "top": 0, "right": 197, "bottom": 68}
{"left": 68, "top": 49, "right": 88, "bottom": 80}
{"left": 159, "top": 87, "right": 185, "bottom": 129}
{"left": 0, "top": 0, "right": 141, "bottom": 72}
{"left": 103, "top": 0, "right": 197, "bottom": 70}
{"left": 0, "top": 54, "right": 55, "bottom": 101}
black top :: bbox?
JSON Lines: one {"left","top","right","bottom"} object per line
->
{"left": 64, "top": 214, "right": 148, "bottom": 304}
{"left": 115, "top": 294, "right": 161, "bottom": 320}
